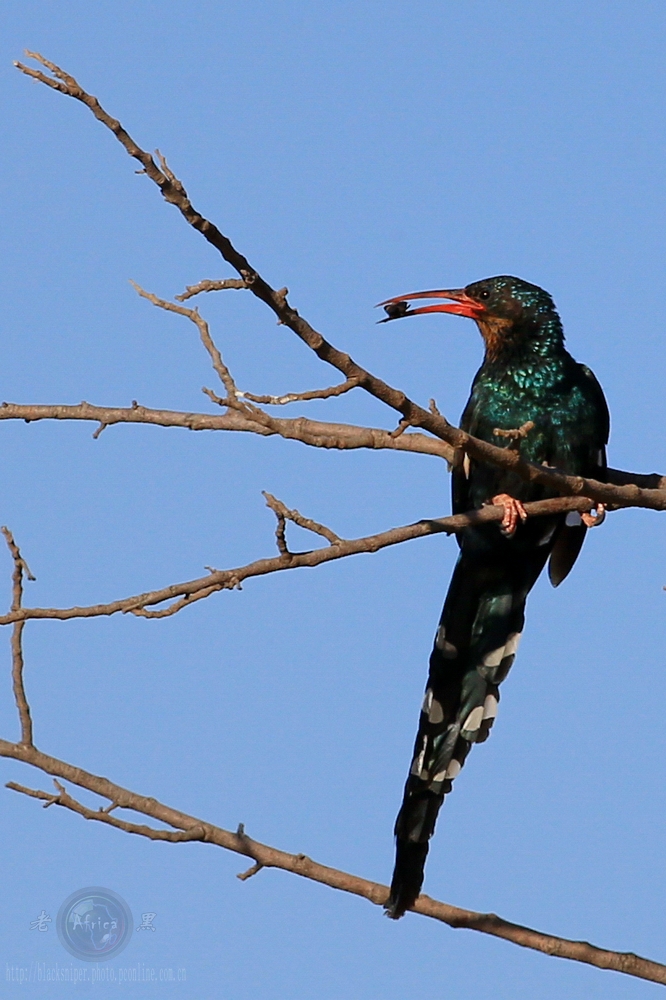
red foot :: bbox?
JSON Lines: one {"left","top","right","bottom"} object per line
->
{"left": 490, "top": 494, "right": 528, "bottom": 536}
{"left": 581, "top": 503, "right": 606, "bottom": 528}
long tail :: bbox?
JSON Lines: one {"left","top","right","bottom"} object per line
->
{"left": 385, "top": 528, "right": 551, "bottom": 918}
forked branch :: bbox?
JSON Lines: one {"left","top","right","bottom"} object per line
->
{"left": 130, "top": 281, "right": 238, "bottom": 398}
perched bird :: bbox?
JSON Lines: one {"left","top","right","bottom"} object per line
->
{"left": 378, "top": 276, "right": 609, "bottom": 919}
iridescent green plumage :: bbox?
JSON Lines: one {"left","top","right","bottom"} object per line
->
{"left": 381, "top": 276, "right": 609, "bottom": 918}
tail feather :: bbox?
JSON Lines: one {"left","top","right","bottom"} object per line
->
{"left": 385, "top": 840, "right": 430, "bottom": 919}
{"left": 386, "top": 524, "right": 553, "bottom": 918}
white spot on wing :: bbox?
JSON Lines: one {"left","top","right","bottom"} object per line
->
{"left": 463, "top": 454, "right": 471, "bottom": 479}
{"left": 422, "top": 688, "right": 433, "bottom": 715}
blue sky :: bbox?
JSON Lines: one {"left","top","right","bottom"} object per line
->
{"left": 1, "top": 2, "right": 666, "bottom": 997}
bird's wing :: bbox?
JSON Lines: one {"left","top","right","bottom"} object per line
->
{"left": 579, "top": 363, "right": 611, "bottom": 448}
{"left": 548, "top": 361, "right": 610, "bottom": 587}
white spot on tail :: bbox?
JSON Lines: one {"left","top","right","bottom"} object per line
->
{"left": 462, "top": 705, "right": 484, "bottom": 733}
{"left": 483, "top": 646, "right": 505, "bottom": 669}
{"left": 482, "top": 693, "right": 499, "bottom": 720}
{"left": 421, "top": 688, "right": 444, "bottom": 724}
{"left": 482, "top": 631, "right": 521, "bottom": 672}
{"left": 504, "top": 632, "right": 521, "bottom": 658}
{"left": 435, "top": 625, "right": 457, "bottom": 659}
{"left": 433, "top": 759, "right": 462, "bottom": 782}
{"left": 429, "top": 700, "right": 444, "bottom": 724}
{"left": 446, "top": 759, "right": 461, "bottom": 779}
{"left": 411, "top": 736, "right": 427, "bottom": 777}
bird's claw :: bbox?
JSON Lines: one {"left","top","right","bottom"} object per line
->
{"left": 490, "top": 494, "right": 528, "bottom": 536}
{"left": 581, "top": 503, "right": 606, "bottom": 528}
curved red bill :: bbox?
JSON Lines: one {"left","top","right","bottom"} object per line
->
{"left": 376, "top": 288, "right": 487, "bottom": 323}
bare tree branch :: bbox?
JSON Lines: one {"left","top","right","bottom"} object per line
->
{"left": 14, "top": 53, "right": 666, "bottom": 514}
{"left": 0, "top": 498, "right": 614, "bottom": 627}
{"left": 1, "top": 528, "right": 34, "bottom": 746}
{"left": 0, "top": 400, "right": 455, "bottom": 461}
{"left": 2, "top": 742, "right": 665, "bottom": 987}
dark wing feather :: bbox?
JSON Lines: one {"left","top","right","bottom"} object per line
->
{"left": 547, "top": 361, "right": 610, "bottom": 587}
{"left": 548, "top": 521, "right": 586, "bottom": 587}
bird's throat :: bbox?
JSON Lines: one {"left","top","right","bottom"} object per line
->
{"left": 476, "top": 313, "right": 564, "bottom": 364}
{"left": 476, "top": 316, "right": 519, "bottom": 362}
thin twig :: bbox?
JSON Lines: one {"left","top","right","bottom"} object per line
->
{"left": 2, "top": 740, "right": 665, "bottom": 987}
{"left": 390, "top": 419, "right": 412, "bottom": 440}
{"left": 1, "top": 527, "right": 36, "bottom": 606}
{"left": 6, "top": 780, "right": 206, "bottom": 841}
{"left": 130, "top": 281, "right": 238, "bottom": 397}
{"left": 128, "top": 584, "right": 221, "bottom": 619}
{"left": 237, "top": 377, "right": 361, "bottom": 406}
{"left": 176, "top": 278, "right": 248, "bottom": 301}
{"left": 263, "top": 492, "right": 341, "bottom": 545}
{"left": 237, "top": 862, "right": 264, "bottom": 881}
{"left": 264, "top": 497, "right": 290, "bottom": 556}
{"left": 9, "top": 622, "right": 31, "bottom": 745}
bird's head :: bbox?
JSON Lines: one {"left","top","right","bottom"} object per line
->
{"left": 378, "top": 275, "right": 562, "bottom": 361}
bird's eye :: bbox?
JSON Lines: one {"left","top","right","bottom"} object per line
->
{"left": 478, "top": 288, "right": 490, "bottom": 300}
